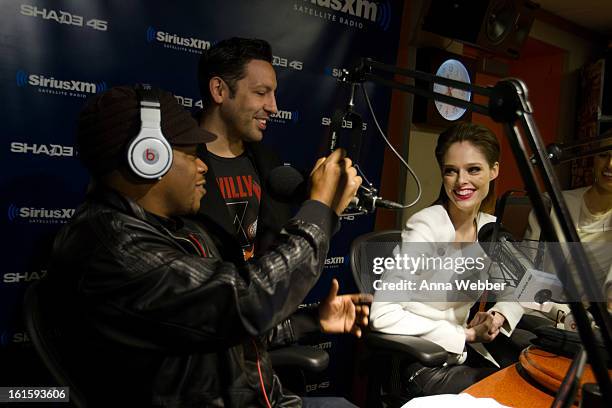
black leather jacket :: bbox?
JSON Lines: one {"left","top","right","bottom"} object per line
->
{"left": 42, "top": 188, "right": 335, "bottom": 407}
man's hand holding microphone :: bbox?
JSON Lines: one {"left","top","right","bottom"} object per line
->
{"left": 308, "top": 148, "right": 362, "bottom": 216}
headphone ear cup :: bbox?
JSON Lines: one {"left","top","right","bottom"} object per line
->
{"left": 127, "top": 131, "right": 173, "bottom": 179}
{"left": 129, "top": 85, "right": 173, "bottom": 179}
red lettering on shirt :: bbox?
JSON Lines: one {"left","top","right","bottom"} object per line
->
{"left": 216, "top": 177, "right": 226, "bottom": 199}
{"left": 216, "top": 175, "right": 261, "bottom": 200}
{"left": 243, "top": 175, "right": 253, "bottom": 196}
{"left": 228, "top": 177, "right": 238, "bottom": 198}
{"left": 236, "top": 175, "right": 247, "bottom": 198}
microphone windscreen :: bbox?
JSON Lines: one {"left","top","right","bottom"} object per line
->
{"left": 478, "top": 222, "right": 516, "bottom": 243}
{"left": 266, "top": 165, "right": 307, "bottom": 203}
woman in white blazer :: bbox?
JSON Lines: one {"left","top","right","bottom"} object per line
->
{"left": 370, "top": 122, "right": 524, "bottom": 396}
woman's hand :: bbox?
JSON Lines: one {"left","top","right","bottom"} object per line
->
{"left": 465, "top": 313, "right": 499, "bottom": 343}
{"left": 468, "top": 311, "right": 506, "bottom": 333}
{"left": 490, "top": 311, "right": 506, "bottom": 332}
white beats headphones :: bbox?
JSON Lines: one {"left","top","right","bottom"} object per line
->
{"left": 126, "top": 84, "right": 173, "bottom": 179}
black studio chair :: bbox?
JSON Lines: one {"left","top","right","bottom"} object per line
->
{"left": 350, "top": 230, "right": 448, "bottom": 407}
{"left": 22, "top": 280, "right": 87, "bottom": 408}
{"left": 495, "top": 189, "right": 535, "bottom": 241}
{"left": 270, "top": 344, "right": 329, "bottom": 395}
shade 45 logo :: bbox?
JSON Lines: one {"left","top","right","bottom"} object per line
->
{"left": 16, "top": 69, "right": 107, "bottom": 98}
{"left": 272, "top": 55, "right": 303, "bottom": 71}
{"left": 146, "top": 26, "right": 211, "bottom": 54}
{"left": 306, "top": 381, "right": 331, "bottom": 393}
{"left": 10, "top": 142, "right": 75, "bottom": 157}
{"left": 7, "top": 204, "right": 75, "bottom": 224}
{"left": 269, "top": 110, "right": 299, "bottom": 124}
{"left": 173, "top": 94, "right": 203, "bottom": 109}
{"left": 294, "top": 0, "right": 392, "bottom": 31}
{"left": 2, "top": 270, "right": 47, "bottom": 284}
{"left": 20, "top": 4, "right": 108, "bottom": 31}
{"left": 321, "top": 116, "right": 367, "bottom": 130}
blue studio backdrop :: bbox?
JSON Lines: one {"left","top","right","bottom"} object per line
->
{"left": 0, "top": 0, "right": 403, "bottom": 396}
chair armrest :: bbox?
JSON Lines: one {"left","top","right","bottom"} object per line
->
{"left": 517, "top": 314, "right": 554, "bottom": 332}
{"left": 269, "top": 345, "right": 329, "bottom": 373}
{"left": 364, "top": 331, "right": 448, "bottom": 367}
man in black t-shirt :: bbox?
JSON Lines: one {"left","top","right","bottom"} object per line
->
{"left": 195, "top": 37, "right": 286, "bottom": 261}
{"left": 194, "top": 38, "right": 367, "bottom": 407}
{"left": 209, "top": 153, "right": 261, "bottom": 259}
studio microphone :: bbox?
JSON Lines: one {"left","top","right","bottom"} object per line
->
{"left": 478, "top": 222, "right": 530, "bottom": 285}
{"left": 530, "top": 135, "right": 612, "bottom": 165}
{"left": 350, "top": 184, "right": 405, "bottom": 212}
{"left": 266, "top": 165, "right": 404, "bottom": 213}
{"left": 266, "top": 165, "right": 307, "bottom": 204}
{"left": 478, "top": 222, "right": 564, "bottom": 306}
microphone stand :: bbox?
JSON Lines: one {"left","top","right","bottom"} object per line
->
{"left": 329, "top": 81, "right": 363, "bottom": 159}
{"left": 341, "top": 58, "right": 612, "bottom": 402}
{"left": 546, "top": 136, "right": 612, "bottom": 164}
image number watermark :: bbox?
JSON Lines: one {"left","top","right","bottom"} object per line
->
{"left": 0, "top": 387, "right": 69, "bottom": 403}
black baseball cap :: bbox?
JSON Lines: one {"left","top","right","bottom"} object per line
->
{"left": 77, "top": 85, "right": 216, "bottom": 176}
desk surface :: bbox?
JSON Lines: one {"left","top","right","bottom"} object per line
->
{"left": 464, "top": 347, "right": 609, "bottom": 408}
{"left": 464, "top": 364, "right": 554, "bottom": 408}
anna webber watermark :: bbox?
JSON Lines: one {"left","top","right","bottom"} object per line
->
{"left": 372, "top": 251, "right": 505, "bottom": 292}
{"left": 354, "top": 241, "right": 611, "bottom": 303}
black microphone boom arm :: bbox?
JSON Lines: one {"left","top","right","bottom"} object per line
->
{"left": 341, "top": 57, "right": 612, "bottom": 400}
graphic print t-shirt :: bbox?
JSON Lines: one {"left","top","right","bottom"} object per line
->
{"left": 209, "top": 153, "right": 261, "bottom": 260}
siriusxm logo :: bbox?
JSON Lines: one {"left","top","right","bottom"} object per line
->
{"left": 324, "top": 67, "right": 344, "bottom": 78}
{"left": 11, "top": 142, "right": 75, "bottom": 157}
{"left": 296, "top": 0, "right": 392, "bottom": 30}
{"left": 324, "top": 256, "right": 345, "bottom": 266}
{"left": 312, "top": 341, "right": 333, "bottom": 350}
{"left": 16, "top": 69, "right": 106, "bottom": 97}
{"left": 8, "top": 204, "right": 75, "bottom": 224}
{"left": 146, "top": 27, "right": 211, "bottom": 53}
{"left": 270, "top": 110, "right": 299, "bottom": 124}
{"left": 376, "top": 0, "right": 392, "bottom": 31}
{"left": 305, "top": 0, "right": 378, "bottom": 21}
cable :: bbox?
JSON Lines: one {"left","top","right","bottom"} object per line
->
{"left": 361, "top": 84, "right": 423, "bottom": 208}
{"left": 251, "top": 338, "right": 272, "bottom": 408}
{"left": 187, "top": 233, "right": 207, "bottom": 257}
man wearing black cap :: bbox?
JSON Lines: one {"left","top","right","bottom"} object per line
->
{"left": 41, "top": 85, "right": 365, "bottom": 407}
